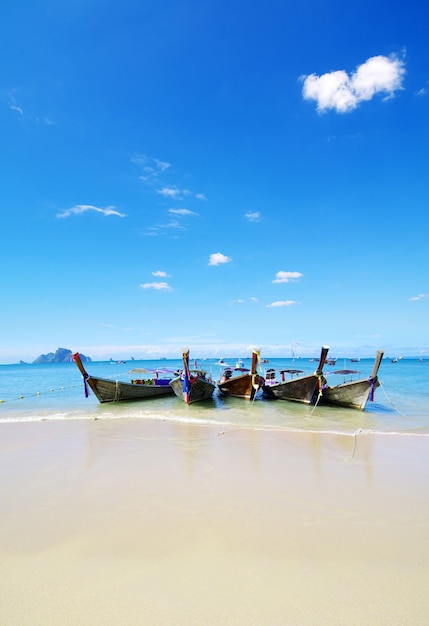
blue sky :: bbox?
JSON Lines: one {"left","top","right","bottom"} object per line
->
{"left": 1, "top": 0, "right": 428, "bottom": 363}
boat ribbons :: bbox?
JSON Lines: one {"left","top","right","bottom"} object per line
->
{"left": 80, "top": 373, "right": 90, "bottom": 398}
{"left": 368, "top": 377, "right": 377, "bottom": 402}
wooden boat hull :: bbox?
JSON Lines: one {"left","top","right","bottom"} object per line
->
{"left": 218, "top": 372, "right": 264, "bottom": 400}
{"left": 72, "top": 352, "right": 174, "bottom": 403}
{"left": 262, "top": 346, "right": 329, "bottom": 404}
{"left": 84, "top": 376, "right": 174, "bottom": 403}
{"left": 171, "top": 349, "right": 216, "bottom": 404}
{"left": 170, "top": 375, "right": 215, "bottom": 404}
{"left": 321, "top": 350, "right": 384, "bottom": 411}
{"left": 320, "top": 378, "right": 380, "bottom": 410}
{"left": 263, "top": 374, "right": 322, "bottom": 404}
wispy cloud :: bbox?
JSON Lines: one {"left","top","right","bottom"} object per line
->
{"left": 245, "top": 211, "right": 261, "bottom": 222}
{"left": 266, "top": 300, "right": 298, "bottom": 308}
{"left": 209, "top": 252, "right": 232, "bottom": 266}
{"left": 415, "top": 84, "right": 428, "bottom": 97}
{"left": 9, "top": 96, "right": 23, "bottom": 115}
{"left": 56, "top": 204, "right": 126, "bottom": 218}
{"left": 230, "top": 297, "right": 258, "bottom": 305}
{"left": 272, "top": 271, "right": 303, "bottom": 283}
{"left": 131, "top": 154, "right": 171, "bottom": 183}
{"left": 409, "top": 293, "right": 429, "bottom": 301}
{"left": 157, "top": 187, "right": 207, "bottom": 201}
{"left": 139, "top": 282, "right": 172, "bottom": 290}
{"left": 6, "top": 90, "right": 56, "bottom": 125}
{"left": 301, "top": 54, "right": 405, "bottom": 113}
{"left": 168, "top": 208, "right": 198, "bottom": 216}
{"left": 142, "top": 219, "right": 186, "bottom": 237}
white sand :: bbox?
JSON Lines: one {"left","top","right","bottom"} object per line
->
{"left": 0, "top": 419, "right": 428, "bottom": 625}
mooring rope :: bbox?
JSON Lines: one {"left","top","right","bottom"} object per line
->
{"left": 0, "top": 383, "right": 83, "bottom": 404}
{"left": 378, "top": 380, "right": 410, "bottom": 418}
{"left": 113, "top": 380, "right": 120, "bottom": 402}
{"left": 307, "top": 374, "right": 325, "bottom": 416}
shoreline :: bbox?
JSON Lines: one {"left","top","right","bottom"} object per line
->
{"left": 1, "top": 418, "right": 428, "bottom": 624}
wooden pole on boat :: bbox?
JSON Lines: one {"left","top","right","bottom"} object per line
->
{"left": 369, "top": 350, "right": 384, "bottom": 380}
{"left": 250, "top": 349, "right": 259, "bottom": 375}
{"left": 72, "top": 352, "right": 88, "bottom": 377}
{"left": 315, "top": 346, "right": 330, "bottom": 374}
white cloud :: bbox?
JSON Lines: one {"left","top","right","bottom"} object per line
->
{"left": 158, "top": 187, "right": 206, "bottom": 202}
{"left": 301, "top": 54, "right": 405, "bottom": 113}
{"left": 157, "top": 187, "right": 181, "bottom": 198}
{"left": 168, "top": 208, "right": 197, "bottom": 216}
{"left": 245, "top": 211, "right": 261, "bottom": 222}
{"left": 272, "top": 271, "right": 303, "bottom": 283}
{"left": 208, "top": 252, "right": 232, "bottom": 266}
{"left": 56, "top": 204, "right": 126, "bottom": 218}
{"left": 9, "top": 99, "right": 23, "bottom": 115}
{"left": 141, "top": 219, "right": 186, "bottom": 236}
{"left": 409, "top": 293, "right": 429, "bottom": 301}
{"left": 266, "top": 300, "right": 298, "bottom": 308}
{"left": 131, "top": 154, "right": 171, "bottom": 182}
{"left": 140, "top": 282, "right": 172, "bottom": 290}
{"left": 230, "top": 297, "right": 258, "bottom": 305}
{"left": 152, "top": 270, "right": 169, "bottom": 277}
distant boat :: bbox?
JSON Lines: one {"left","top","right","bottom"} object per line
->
{"left": 263, "top": 346, "right": 329, "bottom": 404}
{"left": 217, "top": 350, "right": 264, "bottom": 400}
{"left": 170, "top": 349, "right": 215, "bottom": 405}
{"left": 350, "top": 357, "right": 360, "bottom": 363}
{"left": 325, "top": 357, "right": 337, "bottom": 366}
{"left": 320, "top": 350, "right": 384, "bottom": 411}
{"left": 73, "top": 353, "right": 176, "bottom": 403}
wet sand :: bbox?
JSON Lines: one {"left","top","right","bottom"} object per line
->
{"left": 0, "top": 418, "right": 428, "bottom": 625}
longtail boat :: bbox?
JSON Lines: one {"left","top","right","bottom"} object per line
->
{"left": 262, "top": 346, "right": 329, "bottom": 404}
{"left": 320, "top": 349, "right": 384, "bottom": 410}
{"left": 217, "top": 349, "right": 265, "bottom": 400}
{"left": 169, "top": 350, "right": 215, "bottom": 404}
{"left": 72, "top": 352, "right": 176, "bottom": 403}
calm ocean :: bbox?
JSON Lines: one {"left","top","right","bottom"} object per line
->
{"left": 1, "top": 357, "right": 428, "bottom": 436}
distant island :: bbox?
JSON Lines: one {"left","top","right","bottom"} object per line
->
{"left": 32, "top": 348, "right": 91, "bottom": 364}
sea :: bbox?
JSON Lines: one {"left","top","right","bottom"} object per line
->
{"left": 1, "top": 356, "right": 428, "bottom": 436}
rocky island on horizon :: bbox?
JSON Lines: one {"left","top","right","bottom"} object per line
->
{"left": 31, "top": 348, "right": 91, "bottom": 364}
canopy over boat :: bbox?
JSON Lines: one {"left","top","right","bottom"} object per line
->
{"left": 129, "top": 367, "right": 177, "bottom": 375}
{"left": 328, "top": 369, "right": 360, "bottom": 376}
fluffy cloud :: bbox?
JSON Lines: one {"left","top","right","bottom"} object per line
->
{"left": 157, "top": 187, "right": 181, "bottom": 198}
{"left": 409, "top": 293, "right": 429, "bottom": 301}
{"left": 209, "top": 252, "right": 232, "bottom": 266}
{"left": 301, "top": 54, "right": 405, "bottom": 113}
{"left": 152, "top": 270, "right": 169, "bottom": 277}
{"left": 272, "top": 271, "right": 303, "bottom": 283}
{"left": 266, "top": 300, "right": 298, "bottom": 308}
{"left": 245, "top": 211, "right": 261, "bottom": 222}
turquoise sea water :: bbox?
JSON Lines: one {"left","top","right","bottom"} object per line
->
{"left": 1, "top": 357, "right": 428, "bottom": 436}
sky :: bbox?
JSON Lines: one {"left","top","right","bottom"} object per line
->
{"left": 1, "top": 0, "right": 429, "bottom": 363}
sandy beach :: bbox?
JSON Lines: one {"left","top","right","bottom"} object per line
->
{"left": 0, "top": 418, "right": 428, "bottom": 625}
